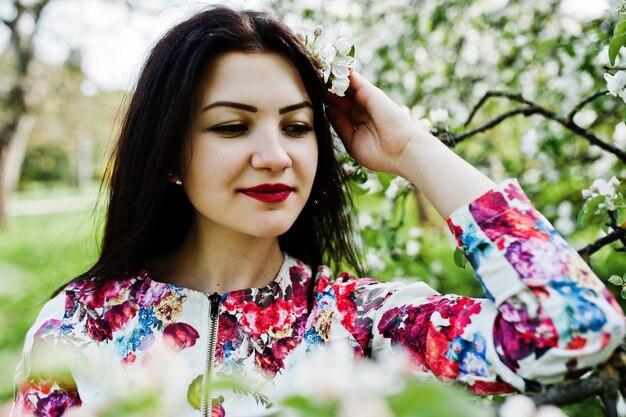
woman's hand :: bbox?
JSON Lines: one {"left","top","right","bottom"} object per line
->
{"left": 326, "top": 71, "right": 423, "bottom": 176}
{"left": 326, "top": 71, "right": 496, "bottom": 219}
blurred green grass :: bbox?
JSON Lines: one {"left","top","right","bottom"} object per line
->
{"left": 0, "top": 209, "right": 101, "bottom": 401}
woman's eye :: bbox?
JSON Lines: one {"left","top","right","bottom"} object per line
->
{"left": 284, "top": 124, "right": 313, "bottom": 137}
{"left": 211, "top": 124, "right": 248, "bottom": 136}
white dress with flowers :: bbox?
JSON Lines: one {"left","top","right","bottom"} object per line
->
{"left": 10, "top": 179, "right": 626, "bottom": 417}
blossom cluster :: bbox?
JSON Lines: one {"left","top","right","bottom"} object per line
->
{"left": 581, "top": 176, "right": 622, "bottom": 211}
{"left": 299, "top": 25, "right": 355, "bottom": 96}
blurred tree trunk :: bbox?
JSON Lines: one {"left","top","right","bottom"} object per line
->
{"left": 0, "top": 0, "right": 51, "bottom": 227}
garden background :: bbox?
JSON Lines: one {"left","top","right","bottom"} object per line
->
{"left": 1, "top": 0, "right": 625, "bottom": 416}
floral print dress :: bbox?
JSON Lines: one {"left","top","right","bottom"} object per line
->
{"left": 10, "top": 179, "right": 626, "bottom": 417}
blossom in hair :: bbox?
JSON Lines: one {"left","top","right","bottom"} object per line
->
{"left": 299, "top": 25, "right": 355, "bottom": 97}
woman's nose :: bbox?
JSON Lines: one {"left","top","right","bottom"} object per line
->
{"left": 250, "top": 129, "right": 292, "bottom": 171}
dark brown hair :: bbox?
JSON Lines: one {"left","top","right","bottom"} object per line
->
{"left": 66, "top": 6, "right": 363, "bottom": 290}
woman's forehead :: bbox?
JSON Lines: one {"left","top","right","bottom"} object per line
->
{"left": 198, "top": 51, "right": 311, "bottom": 107}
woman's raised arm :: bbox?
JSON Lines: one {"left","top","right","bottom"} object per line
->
{"left": 326, "top": 70, "right": 495, "bottom": 219}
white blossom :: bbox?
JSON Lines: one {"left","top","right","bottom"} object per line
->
{"left": 604, "top": 71, "right": 626, "bottom": 103}
{"left": 359, "top": 173, "right": 383, "bottom": 194}
{"left": 572, "top": 109, "right": 597, "bottom": 129}
{"left": 330, "top": 77, "right": 350, "bottom": 96}
{"left": 366, "top": 249, "right": 386, "bottom": 271}
{"left": 499, "top": 395, "right": 536, "bottom": 417}
{"left": 521, "top": 128, "right": 540, "bottom": 157}
{"left": 405, "top": 240, "right": 420, "bottom": 256}
{"left": 613, "top": 122, "right": 626, "bottom": 149}
{"left": 358, "top": 212, "right": 373, "bottom": 229}
{"left": 429, "top": 108, "right": 450, "bottom": 124}
{"left": 335, "top": 37, "right": 351, "bottom": 55}
{"left": 582, "top": 176, "right": 622, "bottom": 211}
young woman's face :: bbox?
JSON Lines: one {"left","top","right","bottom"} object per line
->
{"left": 180, "top": 51, "right": 318, "bottom": 239}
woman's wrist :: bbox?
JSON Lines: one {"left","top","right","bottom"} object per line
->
{"left": 391, "top": 128, "right": 496, "bottom": 219}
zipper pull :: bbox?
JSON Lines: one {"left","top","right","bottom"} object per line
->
{"left": 209, "top": 292, "right": 221, "bottom": 318}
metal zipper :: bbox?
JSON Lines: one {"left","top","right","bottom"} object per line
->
{"left": 201, "top": 292, "right": 221, "bottom": 417}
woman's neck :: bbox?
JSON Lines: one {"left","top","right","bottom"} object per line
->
{"left": 148, "top": 220, "right": 285, "bottom": 294}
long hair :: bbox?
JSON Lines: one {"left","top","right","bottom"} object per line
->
{"left": 66, "top": 7, "right": 363, "bottom": 290}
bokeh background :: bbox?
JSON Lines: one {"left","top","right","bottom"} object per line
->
{"left": 1, "top": 0, "right": 624, "bottom": 416}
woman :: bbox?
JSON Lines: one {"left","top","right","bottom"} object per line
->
{"left": 11, "top": 6, "right": 625, "bottom": 417}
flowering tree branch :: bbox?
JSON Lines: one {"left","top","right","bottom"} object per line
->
{"left": 529, "top": 344, "right": 626, "bottom": 417}
{"left": 608, "top": 211, "right": 626, "bottom": 252}
{"left": 578, "top": 227, "right": 626, "bottom": 258}
{"left": 444, "top": 90, "right": 626, "bottom": 164}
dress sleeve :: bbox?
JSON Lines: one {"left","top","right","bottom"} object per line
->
{"left": 341, "top": 179, "right": 625, "bottom": 394}
{"left": 10, "top": 292, "right": 82, "bottom": 417}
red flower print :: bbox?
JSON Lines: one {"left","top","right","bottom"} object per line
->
{"left": 480, "top": 209, "right": 550, "bottom": 250}
{"left": 469, "top": 380, "right": 514, "bottom": 395}
{"left": 212, "top": 396, "right": 225, "bottom": 417}
{"left": 271, "top": 336, "right": 299, "bottom": 361}
{"left": 503, "top": 181, "right": 528, "bottom": 204}
{"left": 104, "top": 300, "right": 138, "bottom": 332}
{"left": 73, "top": 284, "right": 105, "bottom": 310}
{"left": 86, "top": 316, "right": 112, "bottom": 342}
{"left": 566, "top": 336, "right": 587, "bottom": 350}
{"left": 446, "top": 219, "right": 464, "bottom": 247}
{"left": 223, "top": 290, "right": 248, "bottom": 312}
{"left": 255, "top": 346, "right": 283, "bottom": 377}
{"left": 289, "top": 266, "right": 310, "bottom": 307}
{"left": 163, "top": 322, "right": 200, "bottom": 351}
{"left": 216, "top": 313, "right": 242, "bottom": 361}
{"left": 263, "top": 299, "right": 295, "bottom": 333}
{"left": 378, "top": 297, "right": 483, "bottom": 379}
{"left": 121, "top": 352, "right": 137, "bottom": 366}
{"left": 424, "top": 327, "right": 459, "bottom": 379}
{"left": 240, "top": 302, "right": 265, "bottom": 336}
{"left": 212, "top": 403, "right": 225, "bottom": 417}
{"left": 468, "top": 190, "right": 509, "bottom": 224}
{"left": 493, "top": 302, "right": 558, "bottom": 371}
{"left": 314, "top": 274, "right": 330, "bottom": 293}
{"left": 132, "top": 278, "right": 168, "bottom": 307}
{"left": 36, "top": 389, "right": 81, "bottom": 417}
{"left": 100, "top": 279, "right": 133, "bottom": 303}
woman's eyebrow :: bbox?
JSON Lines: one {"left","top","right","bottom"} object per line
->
{"left": 278, "top": 101, "right": 313, "bottom": 114}
{"left": 203, "top": 101, "right": 258, "bottom": 112}
{"left": 202, "top": 101, "right": 312, "bottom": 114}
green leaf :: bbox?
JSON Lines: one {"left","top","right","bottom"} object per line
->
{"left": 609, "top": 20, "right": 626, "bottom": 66}
{"left": 453, "top": 247, "right": 467, "bottom": 269}
{"left": 609, "top": 275, "right": 624, "bottom": 286}
{"left": 348, "top": 45, "right": 356, "bottom": 58}
{"left": 577, "top": 195, "right": 605, "bottom": 227}
{"left": 620, "top": 286, "right": 626, "bottom": 300}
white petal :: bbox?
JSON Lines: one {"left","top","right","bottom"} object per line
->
{"left": 332, "top": 64, "right": 350, "bottom": 79}
{"left": 335, "top": 37, "right": 351, "bottom": 55}
{"left": 331, "top": 77, "right": 350, "bottom": 96}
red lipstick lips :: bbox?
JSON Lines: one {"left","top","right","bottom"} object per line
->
{"left": 240, "top": 183, "right": 293, "bottom": 203}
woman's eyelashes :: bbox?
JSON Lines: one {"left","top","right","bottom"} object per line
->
{"left": 210, "top": 123, "right": 313, "bottom": 138}
{"left": 211, "top": 124, "right": 248, "bottom": 137}
{"left": 283, "top": 124, "right": 313, "bottom": 137}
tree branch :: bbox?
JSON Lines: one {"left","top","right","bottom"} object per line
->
{"left": 447, "top": 90, "right": 626, "bottom": 164}
{"left": 531, "top": 372, "right": 618, "bottom": 406}
{"left": 464, "top": 91, "right": 535, "bottom": 127}
{"left": 566, "top": 90, "right": 609, "bottom": 124}
{"left": 578, "top": 227, "right": 626, "bottom": 257}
